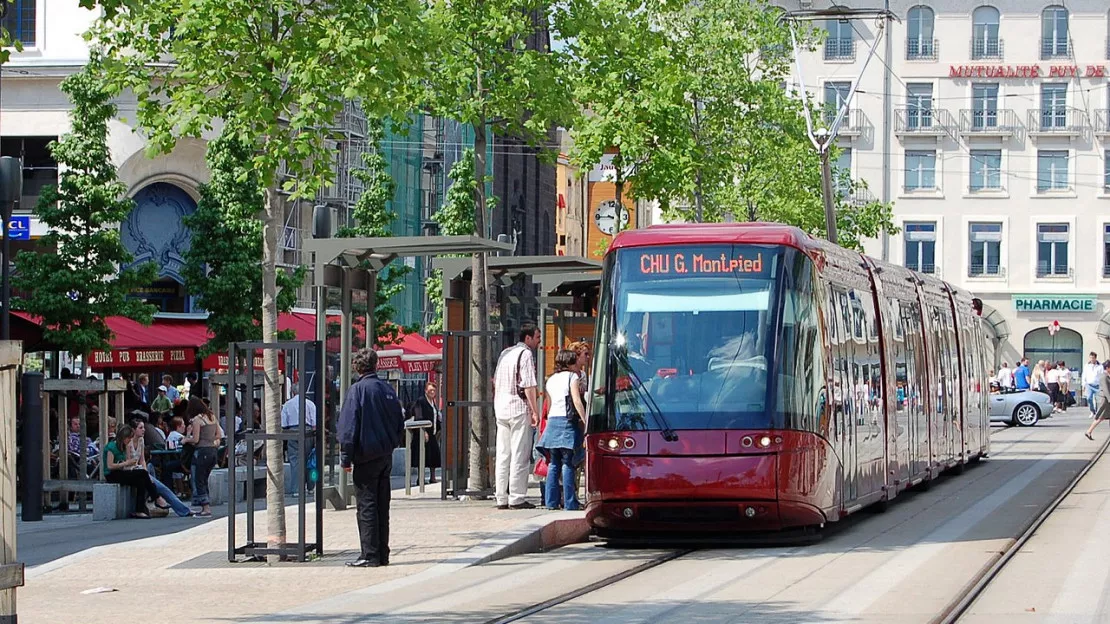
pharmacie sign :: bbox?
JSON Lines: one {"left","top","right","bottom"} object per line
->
{"left": 949, "top": 64, "right": 1108, "bottom": 79}
{"left": 1012, "top": 295, "right": 1096, "bottom": 313}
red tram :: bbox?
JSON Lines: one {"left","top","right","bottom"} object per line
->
{"left": 585, "top": 223, "right": 990, "bottom": 536}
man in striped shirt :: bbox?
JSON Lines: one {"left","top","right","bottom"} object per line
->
{"left": 492, "top": 322, "right": 541, "bottom": 509}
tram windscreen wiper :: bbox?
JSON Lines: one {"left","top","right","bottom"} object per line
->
{"left": 612, "top": 348, "right": 679, "bottom": 442}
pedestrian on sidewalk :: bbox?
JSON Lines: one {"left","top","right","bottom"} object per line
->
{"left": 1084, "top": 360, "right": 1110, "bottom": 440}
{"left": 281, "top": 382, "right": 317, "bottom": 498}
{"left": 339, "top": 348, "right": 405, "bottom": 568}
{"left": 1083, "top": 352, "right": 1102, "bottom": 418}
{"left": 1047, "top": 362, "right": 1063, "bottom": 412}
{"left": 185, "top": 397, "right": 222, "bottom": 518}
{"left": 536, "top": 349, "right": 586, "bottom": 511}
{"left": 1058, "top": 361, "right": 1073, "bottom": 411}
{"left": 1014, "top": 359, "right": 1031, "bottom": 391}
{"left": 406, "top": 382, "right": 442, "bottom": 485}
{"left": 1032, "top": 360, "right": 1047, "bottom": 393}
{"left": 103, "top": 424, "right": 160, "bottom": 519}
{"left": 493, "top": 322, "right": 542, "bottom": 510}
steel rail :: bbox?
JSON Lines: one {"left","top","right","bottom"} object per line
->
{"left": 935, "top": 432, "right": 1110, "bottom": 624}
{"left": 481, "top": 549, "right": 693, "bottom": 624}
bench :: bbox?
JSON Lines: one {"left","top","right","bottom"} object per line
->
{"left": 207, "top": 463, "right": 295, "bottom": 506}
{"left": 92, "top": 483, "right": 137, "bottom": 521}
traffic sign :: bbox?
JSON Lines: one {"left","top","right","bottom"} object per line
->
{"left": 7, "top": 216, "right": 29, "bottom": 241}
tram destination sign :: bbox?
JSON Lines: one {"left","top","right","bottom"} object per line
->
{"left": 1012, "top": 294, "right": 1096, "bottom": 313}
{"left": 637, "top": 250, "right": 770, "bottom": 277}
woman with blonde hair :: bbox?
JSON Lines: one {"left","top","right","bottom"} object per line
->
{"left": 1031, "top": 360, "right": 1047, "bottom": 393}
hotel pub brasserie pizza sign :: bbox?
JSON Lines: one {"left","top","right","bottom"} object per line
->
{"left": 950, "top": 63, "right": 1108, "bottom": 79}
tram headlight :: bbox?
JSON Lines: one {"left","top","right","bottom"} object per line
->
{"left": 606, "top": 438, "right": 620, "bottom": 451}
{"left": 759, "top": 436, "right": 772, "bottom": 448}
{"left": 741, "top": 436, "right": 753, "bottom": 448}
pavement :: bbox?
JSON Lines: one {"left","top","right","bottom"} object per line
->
{"left": 17, "top": 477, "right": 586, "bottom": 624}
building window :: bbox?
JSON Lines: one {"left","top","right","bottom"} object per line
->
{"left": 905, "top": 150, "right": 937, "bottom": 191}
{"left": 907, "top": 6, "right": 936, "bottom": 59}
{"left": 904, "top": 222, "right": 936, "bottom": 274}
{"left": 1041, "top": 6, "right": 1070, "bottom": 59}
{"left": 1103, "top": 225, "right": 1110, "bottom": 278}
{"left": 834, "top": 148, "right": 852, "bottom": 194}
{"left": 972, "top": 83, "right": 1000, "bottom": 128}
{"left": 1105, "top": 149, "right": 1110, "bottom": 192}
{"left": 1040, "top": 83, "right": 1067, "bottom": 128}
{"left": 1036, "top": 223, "right": 1069, "bottom": 277}
{"left": 0, "top": 136, "right": 58, "bottom": 212}
{"left": 823, "top": 81, "right": 852, "bottom": 125}
{"left": 906, "top": 83, "right": 934, "bottom": 129}
{"left": 971, "top": 6, "right": 1001, "bottom": 59}
{"left": 0, "top": 0, "right": 35, "bottom": 47}
{"left": 824, "top": 19, "right": 854, "bottom": 60}
{"left": 969, "top": 222, "right": 1002, "bottom": 276}
{"left": 970, "top": 149, "right": 1002, "bottom": 191}
{"left": 1036, "top": 150, "right": 1069, "bottom": 192}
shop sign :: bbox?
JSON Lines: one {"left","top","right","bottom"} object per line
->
{"left": 949, "top": 64, "right": 1108, "bottom": 79}
{"left": 1012, "top": 294, "right": 1096, "bottom": 313}
{"left": 91, "top": 347, "right": 196, "bottom": 368}
{"left": 201, "top": 351, "right": 285, "bottom": 373}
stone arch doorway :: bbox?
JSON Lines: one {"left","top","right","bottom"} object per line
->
{"left": 121, "top": 182, "right": 199, "bottom": 312}
{"left": 1024, "top": 326, "right": 1083, "bottom": 370}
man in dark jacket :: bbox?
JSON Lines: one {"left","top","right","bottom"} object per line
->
{"left": 338, "top": 348, "right": 405, "bottom": 568}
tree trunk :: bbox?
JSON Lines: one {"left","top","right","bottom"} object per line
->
{"left": 262, "top": 186, "right": 286, "bottom": 562}
{"left": 468, "top": 114, "right": 492, "bottom": 493}
{"left": 693, "top": 167, "right": 705, "bottom": 223}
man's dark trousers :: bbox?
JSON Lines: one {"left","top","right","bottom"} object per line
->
{"left": 353, "top": 455, "right": 392, "bottom": 564}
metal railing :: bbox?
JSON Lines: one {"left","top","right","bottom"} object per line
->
{"left": 906, "top": 263, "right": 937, "bottom": 274}
{"left": 906, "top": 38, "right": 938, "bottom": 60}
{"left": 970, "top": 37, "right": 1003, "bottom": 60}
{"left": 959, "top": 108, "right": 1018, "bottom": 134}
{"left": 1036, "top": 264, "right": 1072, "bottom": 278}
{"left": 895, "top": 107, "right": 950, "bottom": 134}
{"left": 822, "top": 107, "right": 865, "bottom": 134}
{"left": 1040, "top": 39, "right": 1072, "bottom": 60}
{"left": 969, "top": 264, "right": 1003, "bottom": 277}
{"left": 1027, "top": 108, "right": 1086, "bottom": 134}
{"left": 1095, "top": 110, "right": 1110, "bottom": 135}
{"left": 1103, "top": 265, "right": 1110, "bottom": 279}
{"left": 824, "top": 38, "right": 856, "bottom": 61}
{"left": 847, "top": 187, "right": 875, "bottom": 206}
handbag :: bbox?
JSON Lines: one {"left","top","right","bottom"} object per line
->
{"left": 180, "top": 442, "right": 196, "bottom": 470}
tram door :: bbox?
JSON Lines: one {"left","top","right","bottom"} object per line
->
{"left": 902, "top": 301, "right": 930, "bottom": 479}
{"left": 828, "top": 288, "right": 858, "bottom": 504}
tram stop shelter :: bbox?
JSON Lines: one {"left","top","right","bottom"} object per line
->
{"left": 302, "top": 235, "right": 512, "bottom": 507}
{"left": 432, "top": 255, "right": 602, "bottom": 499}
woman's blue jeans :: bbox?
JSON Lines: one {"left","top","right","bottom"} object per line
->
{"left": 544, "top": 448, "right": 580, "bottom": 511}
{"left": 146, "top": 463, "right": 192, "bottom": 517}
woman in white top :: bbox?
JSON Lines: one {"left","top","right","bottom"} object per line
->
{"left": 536, "top": 349, "right": 587, "bottom": 511}
{"left": 1046, "top": 363, "right": 1062, "bottom": 412}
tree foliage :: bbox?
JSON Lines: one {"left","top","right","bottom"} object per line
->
{"left": 336, "top": 121, "right": 417, "bottom": 347}
{"left": 423, "top": 150, "right": 485, "bottom": 334}
{"left": 13, "top": 59, "right": 157, "bottom": 358}
{"left": 560, "top": 0, "right": 895, "bottom": 248}
{"left": 90, "top": 0, "right": 430, "bottom": 559}
{"left": 182, "top": 129, "right": 302, "bottom": 356}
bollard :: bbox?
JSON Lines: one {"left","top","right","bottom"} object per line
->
{"left": 20, "top": 372, "right": 43, "bottom": 522}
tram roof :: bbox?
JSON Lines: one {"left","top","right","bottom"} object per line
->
{"left": 609, "top": 223, "right": 818, "bottom": 253}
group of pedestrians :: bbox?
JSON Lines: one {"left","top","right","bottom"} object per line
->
{"left": 995, "top": 358, "right": 1075, "bottom": 413}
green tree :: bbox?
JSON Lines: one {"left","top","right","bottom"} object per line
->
{"left": 424, "top": 0, "right": 573, "bottom": 491}
{"left": 13, "top": 60, "right": 157, "bottom": 363}
{"left": 336, "top": 121, "right": 416, "bottom": 348}
{"left": 182, "top": 128, "right": 302, "bottom": 356}
{"left": 424, "top": 150, "right": 483, "bottom": 334}
{"left": 92, "top": 0, "right": 428, "bottom": 560}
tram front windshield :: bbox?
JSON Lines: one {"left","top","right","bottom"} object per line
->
{"left": 590, "top": 243, "right": 823, "bottom": 433}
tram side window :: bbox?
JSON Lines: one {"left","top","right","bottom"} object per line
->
{"left": 889, "top": 299, "right": 909, "bottom": 414}
{"left": 901, "top": 300, "right": 927, "bottom": 417}
{"left": 778, "top": 275, "right": 825, "bottom": 432}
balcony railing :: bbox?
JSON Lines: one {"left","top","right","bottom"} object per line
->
{"left": 970, "top": 37, "right": 1004, "bottom": 60}
{"left": 824, "top": 38, "right": 856, "bottom": 61}
{"left": 906, "top": 263, "right": 937, "bottom": 275}
{"left": 1027, "top": 108, "right": 1086, "bottom": 136}
{"left": 822, "top": 107, "right": 865, "bottom": 136}
{"left": 906, "top": 38, "right": 938, "bottom": 61}
{"left": 969, "top": 264, "right": 1003, "bottom": 278}
{"left": 959, "top": 109, "right": 1018, "bottom": 136}
{"left": 1036, "top": 264, "right": 1072, "bottom": 278}
{"left": 1040, "top": 39, "right": 1073, "bottom": 60}
{"left": 894, "top": 107, "right": 950, "bottom": 135}
{"left": 1095, "top": 110, "right": 1110, "bottom": 137}
{"left": 847, "top": 186, "right": 876, "bottom": 206}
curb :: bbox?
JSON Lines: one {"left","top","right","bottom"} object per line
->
{"left": 470, "top": 516, "right": 592, "bottom": 566}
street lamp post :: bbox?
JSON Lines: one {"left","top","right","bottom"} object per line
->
{"left": 0, "top": 156, "right": 23, "bottom": 340}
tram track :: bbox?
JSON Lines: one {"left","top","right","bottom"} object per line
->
{"left": 477, "top": 425, "right": 1066, "bottom": 624}
{"left": 935, "top": 431, "right": 1110, "bottom": 624}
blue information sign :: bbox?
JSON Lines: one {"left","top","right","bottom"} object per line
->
{"left": 8, "top": 216, "right": 30, "bottom": 241}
